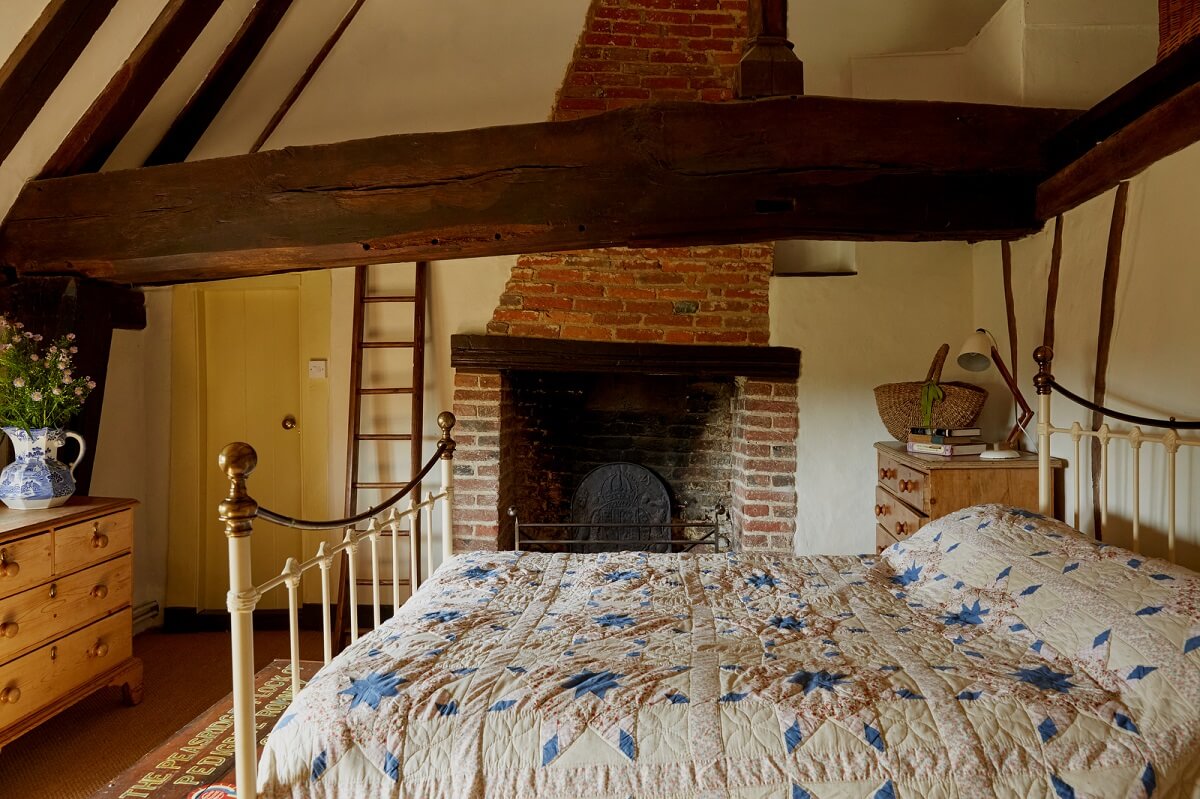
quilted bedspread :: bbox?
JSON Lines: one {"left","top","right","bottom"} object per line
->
{"left": 258, "top": 505, "right": 1200, "bottom": 798}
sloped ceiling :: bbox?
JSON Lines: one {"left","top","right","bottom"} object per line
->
{"left": 0, "top": 0, "right": 1006, "bottom": 226}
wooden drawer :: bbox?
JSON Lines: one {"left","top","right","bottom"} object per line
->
{"left": 0, "top": 533, "right": 52, "bottom": 601}
{"left": 876, "top": 451, "right": 903, "bottom": 495}
{"left": 875, "top": 485, "right": 925, "bottom": 541}
{"left": 893, "top": 463, "right": 928, "bottom": 514}
{"left": 0, "top": 556, "right": 130, "bottom": 665}
{"left": 0, "top": 608, "right": 132, "bottom": 730}
{"left": 54, "top": 509, "right": 132, "bottom": 575}
{"left": 875, "top": 524, "right": 898, "bottom": 555}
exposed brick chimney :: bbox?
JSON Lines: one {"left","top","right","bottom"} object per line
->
{"left": 451, "top": 0, "right": 799, "bottom": 557}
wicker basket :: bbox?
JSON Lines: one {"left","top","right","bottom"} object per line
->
{"left": 873, "top": 344, "right": 987, "bottom": 443}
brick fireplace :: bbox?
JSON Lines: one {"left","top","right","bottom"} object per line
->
{"left": 449, "top": 0, "right": 800, "bottom": 555}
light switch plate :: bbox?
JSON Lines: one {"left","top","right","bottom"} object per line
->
{"left": 308, "top": 359, "right": 327, "bottom": 379}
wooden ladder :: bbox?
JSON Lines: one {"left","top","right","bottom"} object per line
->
{"left": 333, "top": 261, "right": 428, "bottom": 650}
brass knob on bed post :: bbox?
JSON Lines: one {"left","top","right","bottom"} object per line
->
{"left": 218, "top": 443, "right": 259, "bottom": 539}
{"left": 1033, "top": 346, "right": 1055, "bottom": 395}
{"left": 437, "top": 411, "right": 457, "bottom": 458}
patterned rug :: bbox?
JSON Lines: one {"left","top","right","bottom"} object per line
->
{"left": 94, "top": 659, "right": 320, "bottom": 799}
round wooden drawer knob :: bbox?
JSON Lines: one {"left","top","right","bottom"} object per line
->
{"left": 0, "top": 622, "right": 17, "bottom": 639}
{"left": 0, "top": 554, "right": 17, "bottom": 578}
{"left": 92, "top": 533, "right": 109, "bottom": 549}
{"left": 88, "top": 641, "right": 109, "bottom": 659}
{"left": 1, "top": 686, "right": 20, "bottom": 704}
{"left": 895, "top": 521, "right": 908, "bottom": 535}
{"left": 91, "top": 585, "right": 109, "bottom": 600}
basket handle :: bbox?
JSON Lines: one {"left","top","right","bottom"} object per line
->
{"left": 925, "top": 343, "right": 950, "bottom": 384}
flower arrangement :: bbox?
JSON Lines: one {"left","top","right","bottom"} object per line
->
{"left": 0, "top": 316, "right": 95, "bottom": 431}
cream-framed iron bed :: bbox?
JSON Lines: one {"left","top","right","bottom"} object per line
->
{"left": 214, "top": 348, "right": 1199, "bottom": 798}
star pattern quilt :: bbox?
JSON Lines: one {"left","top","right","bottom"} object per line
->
{"left": 258, "top": 504, "right": 1200, "bottom": 798}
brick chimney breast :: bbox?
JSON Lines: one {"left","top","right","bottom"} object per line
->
{"left": 454, "top": 0, "right": 798, "bottom": 557}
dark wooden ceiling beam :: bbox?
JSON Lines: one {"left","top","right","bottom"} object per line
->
{"left": 0, "top": 96, "right": 1077, "bottom": 285}
{"left": 1037, "top": 37, "right": 1200, "bottom": 219}
{"left": 145, "top": 0, "right": 294, "bottom": 166}
{"left": 0, "top": 0, "right": 119, "bottom": 166}
{"left": 39, "top": 0, "right": 222, "bottom": 178}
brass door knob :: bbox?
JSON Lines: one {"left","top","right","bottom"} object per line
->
{"left": 282, "top": 414, "right": 297, "bottom": 430}
{"left": 88, "top": 640, "right": 109, "bottom": 659}
{"left": 0, "top": 622, "right": 17, "bottom": 638}
{"left": 1, "top": 686, "right": 20, "bottom": 704}
{"left": 91, "top": 585, "right": 108, "bottom": 600}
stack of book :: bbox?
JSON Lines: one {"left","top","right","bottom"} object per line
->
{"left": 906, "top": 427, "right": 987, "bottom": 456}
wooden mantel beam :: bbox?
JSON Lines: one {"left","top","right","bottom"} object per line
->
{"left": 0, "top": 96, "right": 1078, "bottom": 285}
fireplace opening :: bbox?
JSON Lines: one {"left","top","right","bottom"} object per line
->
{"left": 504, "top": 371, "right": 734, "bottom": 549}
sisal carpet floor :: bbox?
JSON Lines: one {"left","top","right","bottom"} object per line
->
{"left": 0, "top": 628, "right": 322, "bottom": 799}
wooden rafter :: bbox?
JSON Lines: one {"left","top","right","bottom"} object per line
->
{"left": 144, "top": 0, "right": 294, "bottom": 166}
{"left": 1038, "top": 36, "right": 1200, "bottom": 219}
{"left": 250, "top": 0, "right": 367, "bottom": 153}
{"left": 0, "top": 0, "right": 118, "bottom": 167}
{"left": 39, "top": 0, "right": 221, "bottom": 178}
{"left": 0, "top": 96, "right": 1078, "bottom": 285}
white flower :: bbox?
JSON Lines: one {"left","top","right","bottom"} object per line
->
{"left": 69, "top": 346, "right": 77, "bottom": 354}
{"left": 86, "top": 380, "right": 96, "bottom": 389}
{"left": 48, "top": 346, "right": 57, "bottom": 354}
{"left": 51, "top": 387, "right": 61, "bottom": 396}
{"left": 62, "top": 375, "right": 71, "bottom": 384}
{"left": 74, "top": 387, "right": 83, "bottom": 396}
{"left": 32, "top": 334, "right": 42, "bottom": 342}
{"left": 30, "top": 391, "right": 42, "bottom": 402}
{"left": 12, "top": 378, "right": 24, "bottom": 388}
{"left": 66, "top": 333, "right": 75, "bottom": 341}
{"left": 29, "top": 354, "right": 38, "bottom": 362}
{"left": 23, "top": 331, "right": 32, "bottom": 339}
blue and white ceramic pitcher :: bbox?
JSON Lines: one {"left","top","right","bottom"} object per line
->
{"left": 0, "top": 427, "right": 86, "bottom": 509}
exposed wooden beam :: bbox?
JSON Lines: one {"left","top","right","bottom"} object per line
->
{"left": 39, "top": 0, "right": 222, "bottom": 178}
{"left": 145, "top": 0, "right": 294, "bottom": 166}
{"left": 0, "top": 96, "right": 1078, "bottom": 286}
{"left": 0, "top": 0, "right": 118, "bottom": 166}
{"left": 1089, "top": 181, "right": 1129, "bottom": 540}
{"left": 1037, "top": 37, "right": 1200, "bottom": 218}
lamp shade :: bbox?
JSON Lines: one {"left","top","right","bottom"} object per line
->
{"left": 957, "top": 330, "right": 993, "bottom": 372}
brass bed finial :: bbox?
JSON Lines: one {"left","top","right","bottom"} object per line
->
{"left": 1033, "top": 345, "right": 1054, "bottom": 396}
{"left": 218, "top": 442, "right": 259, "bottom": 538}
{"left": 437, "top": 411, "right": 457, "bottom": 459}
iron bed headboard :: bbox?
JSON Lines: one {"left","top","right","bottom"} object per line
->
{"left": 1034, "top": 345, "right": 1199, "bottom": 563}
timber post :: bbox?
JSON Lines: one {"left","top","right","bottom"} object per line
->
{"left": 218, "top": 442, "right": 259, "bottom": 799}
{"left": 438, "top": 411, "right": 457, "bottom": 564}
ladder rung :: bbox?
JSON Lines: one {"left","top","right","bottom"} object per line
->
{"left": 360, "top": 387, "right": 414, "bottom": 395}
{"left": 361, "top": 341, "right": 415, "bottom": 349}
{"left": 362, "top": 295, "right": 417, "bottom": 303}
{"left": 356, "top": 433, "right": 412, "bottom": 441}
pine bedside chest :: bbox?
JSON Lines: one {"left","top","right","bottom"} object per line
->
{"left": 874, "top": 441, "right": 1064, "bottom": 553}
{"left": 0, "top": 497, "right": 142, "bottom": 751}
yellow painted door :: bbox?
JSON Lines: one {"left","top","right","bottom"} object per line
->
{"left": 201, "top": 285, "right": 305, "bottom": 611}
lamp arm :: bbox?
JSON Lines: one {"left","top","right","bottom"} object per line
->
{"left": 990, "top": 345, "right": 1034, "bottom": 450}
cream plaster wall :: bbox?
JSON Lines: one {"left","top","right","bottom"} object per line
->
{"left": 770, "top": 243, "right": 977, "bottom": 554}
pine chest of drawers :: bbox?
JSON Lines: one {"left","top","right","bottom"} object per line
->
{"left": 0, "top": 497, "right": 142, "bottom": 750}
{"left": 874, "top": 441, "right": 1062, "bottom": 554}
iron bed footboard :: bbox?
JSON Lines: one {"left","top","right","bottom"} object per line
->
{"left": 218, "top": 412, "right": 458, "bottom": 798}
